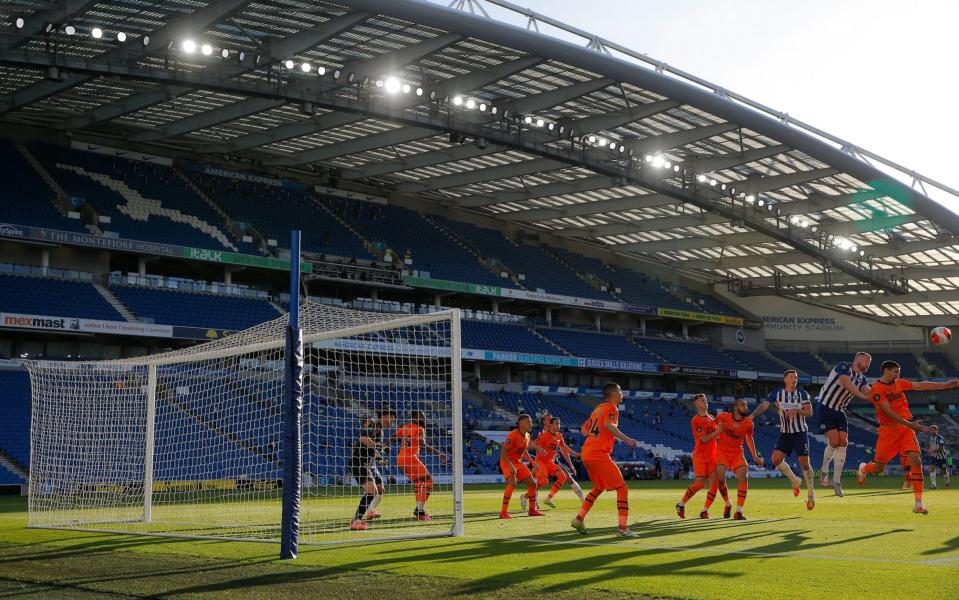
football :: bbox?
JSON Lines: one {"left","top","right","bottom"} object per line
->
{"left": 930, "top": 326, "right": 952, "bottom": 345}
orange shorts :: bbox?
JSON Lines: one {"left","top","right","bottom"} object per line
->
{"left": 535, "top": 460, "right": 562, "bottom": 479}
{"left": 716, "top": 450, "right": 747, "bottom": 472}
{"left": 500, "top": 459, "right": 532, "bottom": 481}
{"left": 875, "top": 425, "right": 921, "bottom": 464}
{"left": 582, "top": 454, "right": 625, "bottom": 490}
{"left": 692, "top": 453, "right": 717, "bottom": 478}
{"left": 398, "top": 453, "right": 428, "bottom": 480}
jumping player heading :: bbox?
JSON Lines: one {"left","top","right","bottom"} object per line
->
{"left": 817, "top": 352, "right": 872, "bottom": 496}
{"left": 856, "top": 361, "right": 959, "bottom": 514}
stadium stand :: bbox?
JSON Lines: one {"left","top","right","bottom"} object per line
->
{"left": 0, "top": 274, "right": 122, "bottom": 321}
{"left": 434, "top": 217, "right": 613, "bottom": 300}
{"left": 724, "top": 349, "right": 787, "bottom": 373}
{"left": 537, "top": 327, "right": 660, "bottom": 363}
{"left": 0, "top": 370, "right": 31, "bottom": 473}
{"left": 30, "top": 144, "right": 248, "bottom": 252}
{"left": 192, "top": 174, "right": 372, "bottom": 259}
{"left": 771, "top": 351, "right": 826, "bottom": 376}
{"left": 635, "top": 337, "right": 742, "bottom": 371}
{"left": 605, "top": 266, "right": 692, "bottom": 310}
{"left": 821, "top": 351, "right": 922, "bottom": 379}
{"left": 333, "top": 202, "right": 506, "bottom": 287}
{"left": 0, "top": 141, "right": 87, "bottom": 233}
{"left": 110, "top": 285, "right": 281, "bottom": 330}
{"left": 924, "top": 352, "right": 959, "bottom": 377}
{"left": 462, "top": 320, "right": 563, "bottom": 355}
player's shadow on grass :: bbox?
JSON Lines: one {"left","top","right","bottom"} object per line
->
{"left": 849, "top": 490, "right": 915, "bottom": 497}
{"left": 921, "top": 535, "right": 959, "bottom": 556}
{"left": 0, "top": 533, "right": 185, "bottom": 565}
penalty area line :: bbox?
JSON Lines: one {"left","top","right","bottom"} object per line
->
{"left": 464, "top": 534, "right": 959, "bottom": 567}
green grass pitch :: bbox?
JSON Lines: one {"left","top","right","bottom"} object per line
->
{"left": 1, "top": 479, "right": 957, "bottom": 599}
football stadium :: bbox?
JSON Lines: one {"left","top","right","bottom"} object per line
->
{"left": 0, "top": 1, "right": 958, "bottom": 598}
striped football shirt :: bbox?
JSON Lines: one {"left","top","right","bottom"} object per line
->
{"left": 931, "top": 436, "right": 948, "bottom": 460}
{"left": 768, "top": 386, "right": 811, "bottom": 433}
{"left": 816, "top": 361, "right": 868, "bottom": 412}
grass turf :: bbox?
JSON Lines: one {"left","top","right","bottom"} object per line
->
{"left": 1, "top": 478, "right": 957, "bottom": 599}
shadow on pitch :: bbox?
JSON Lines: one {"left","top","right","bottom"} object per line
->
{"left": 921, "top": 535, "right": 959, "bottom": 556}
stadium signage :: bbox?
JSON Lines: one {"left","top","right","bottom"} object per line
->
{"left": 182, "top": 163, "right": 306, "bottom": 191}
{"left": 0, "top": 222, "right": 311, "bottom": 273}
{"left": 182, "top": 247, "right": 312, "bottom": 273}
{"left": 0, "top": 312, "right": 173, "bottom": 337}
{"left": 656, "top": 308, "right": 744, "bottom": 326}
{"left": 405, "top": 276, "right": 756, "bottom": 323}
{"left": 0, "top": 312, "right": 232, "bottom": 341}
{"left": 461, "top": 349, "right": 659, "bottom": 372}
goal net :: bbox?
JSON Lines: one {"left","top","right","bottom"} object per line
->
{"left": 25, "top": 302, "right": 463, "bottom": 545}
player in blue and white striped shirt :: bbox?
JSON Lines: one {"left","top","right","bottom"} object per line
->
{"left": 754, "top": 370, "right": 815, "bottom": 510}
{"left": 816, "top": 352, "right": 872, "bottom": 496}
{"left": 927, "top": 434, "right": 950, "bottom": 490}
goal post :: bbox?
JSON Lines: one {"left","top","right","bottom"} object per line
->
{"left": 25, "top": 304, "right": 463, "bottom": 549}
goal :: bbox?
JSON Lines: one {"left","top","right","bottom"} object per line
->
{"left": 25, "top": 302, "right": 463, "bottom": 546}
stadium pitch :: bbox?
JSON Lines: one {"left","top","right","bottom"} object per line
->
{"left": 1, "top": 479, "right": 956, "bottom": 599}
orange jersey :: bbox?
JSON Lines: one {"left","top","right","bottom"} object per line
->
{"left": 582, "top": 401, "right": 619, "bottom": 457}
{"left": 869, "top": 378, "right": 915, "bottom": 425}
{"left": 395, "top": 423, "right": 424, "bottom": 455}
{"left": 502, "top": 428, "right": 531, "bottom": 463}
{"left": 535, "top": 431, "right": 561, "bottom": 463}
{"left": 690, "top": 414, "right": 719, "bottom": 458}
{"left": 716, "top": 412, "right": 754, "bottom": 455}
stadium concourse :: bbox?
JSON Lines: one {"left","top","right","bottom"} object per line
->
{"left": 1, "top": 0, "right": 959, "bottom": 598}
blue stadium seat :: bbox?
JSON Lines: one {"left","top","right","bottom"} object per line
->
{"left": 462, "top": 320, "right": 564, "bottom": 355}
{"left": 111, "top": 285, "right": 281, "bottom": 330}
{"left": 434, "top": 217, "right": 614, "bottom": 300}
{"left": 923, "top": 352, "right": 959, "bottom": 377}
{"left": 0, "top": 370, "right": 31, "bottom": 469}
{"left": 537, "top": 327, "right": 659, "bottom": 363}
{"left": 31, "top": 144, "right": 253, "bottom": 253}
{"left": 636, "top": 337, "right": 743, "bottom": 371}
{"left": 0, "top": 141, "right": 87, "bottom": 232}
{"left": 771, "top": 351, "right": 826, "bottom": 376}
{"left": 821, "top": 352, "right": 921, "bottom": 379}
{"left": 193, "top": 176, "right": 373, "bottom": 259}
{"left": 0, "top": 274, "right": 122, "bottom": 321}
{"left": 334, "top": 202, "right": 504, "bottom": 286}
{"left": 724, "top": 350, "right": 786, "bottom": 373}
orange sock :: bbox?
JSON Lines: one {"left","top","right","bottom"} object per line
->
{"left": 736, "top": 480, "right": 748, "bottom": 507}
{"left": 704, "top": 482, "right": 718, "bottom": 509}
{"left": 681, "top": 481, "right": 705, "bottom": 504}
{"left": 549, "top": 471, "right": 567, "bottom": 497}
{"left": 719, "top": 481, "right": 730, "bottom": 503}
{"left": 501, "top": 483, "right": 514, "bottom": 513}
{"left": 577, "top": 487, "right": 603, "bottom": 521}
{"left": 911, "top": 465, "right": 924, "bottom": 502}
{"left": 616, "top": 486, "right": 629, "bottom": 528}
{"left": 864, "top": 463, "right": 876, "bottom": 475}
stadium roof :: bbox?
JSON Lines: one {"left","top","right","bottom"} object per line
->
{"left": 1, "top": 0, "right": 958, "bottom": 325}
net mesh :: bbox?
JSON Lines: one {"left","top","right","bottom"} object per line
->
{"left": 26, "top": 302, "right": 460, "bottom": 544}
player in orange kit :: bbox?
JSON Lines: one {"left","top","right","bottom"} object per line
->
{"left": 535, "top": 417, "right": 585, "bottom": 508}
{"left": 393, "top": 410, "right": 448, "bottom": 521}
{"left": 676, "top": 394, "right": 732, "bottom": 519}
{"left": 856, "top": 361, "right": 958, "bottom": 514}
{"left": 715, "top": 398, "right": 764, "bottom": 520}
{"left": 499, "top": 414, "right": 546, "bottom": 518}
{"left": 570, "top": 382, "right": 639, "bottom": 537}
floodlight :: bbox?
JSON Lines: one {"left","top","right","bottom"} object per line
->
{"left": 91, "top": 27, "right": 103, "bottom": 39}
{"left": 182, "top": 39, "right": 197, "bottom": 53}
{"left": 201, "top": 43, "right": 213, "bottom": 56}
{"left": 384, "top": 77, "right": 401, "bottom": 93}
{"left": 301, "top": 62, "right": 311, "bottom": 73}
